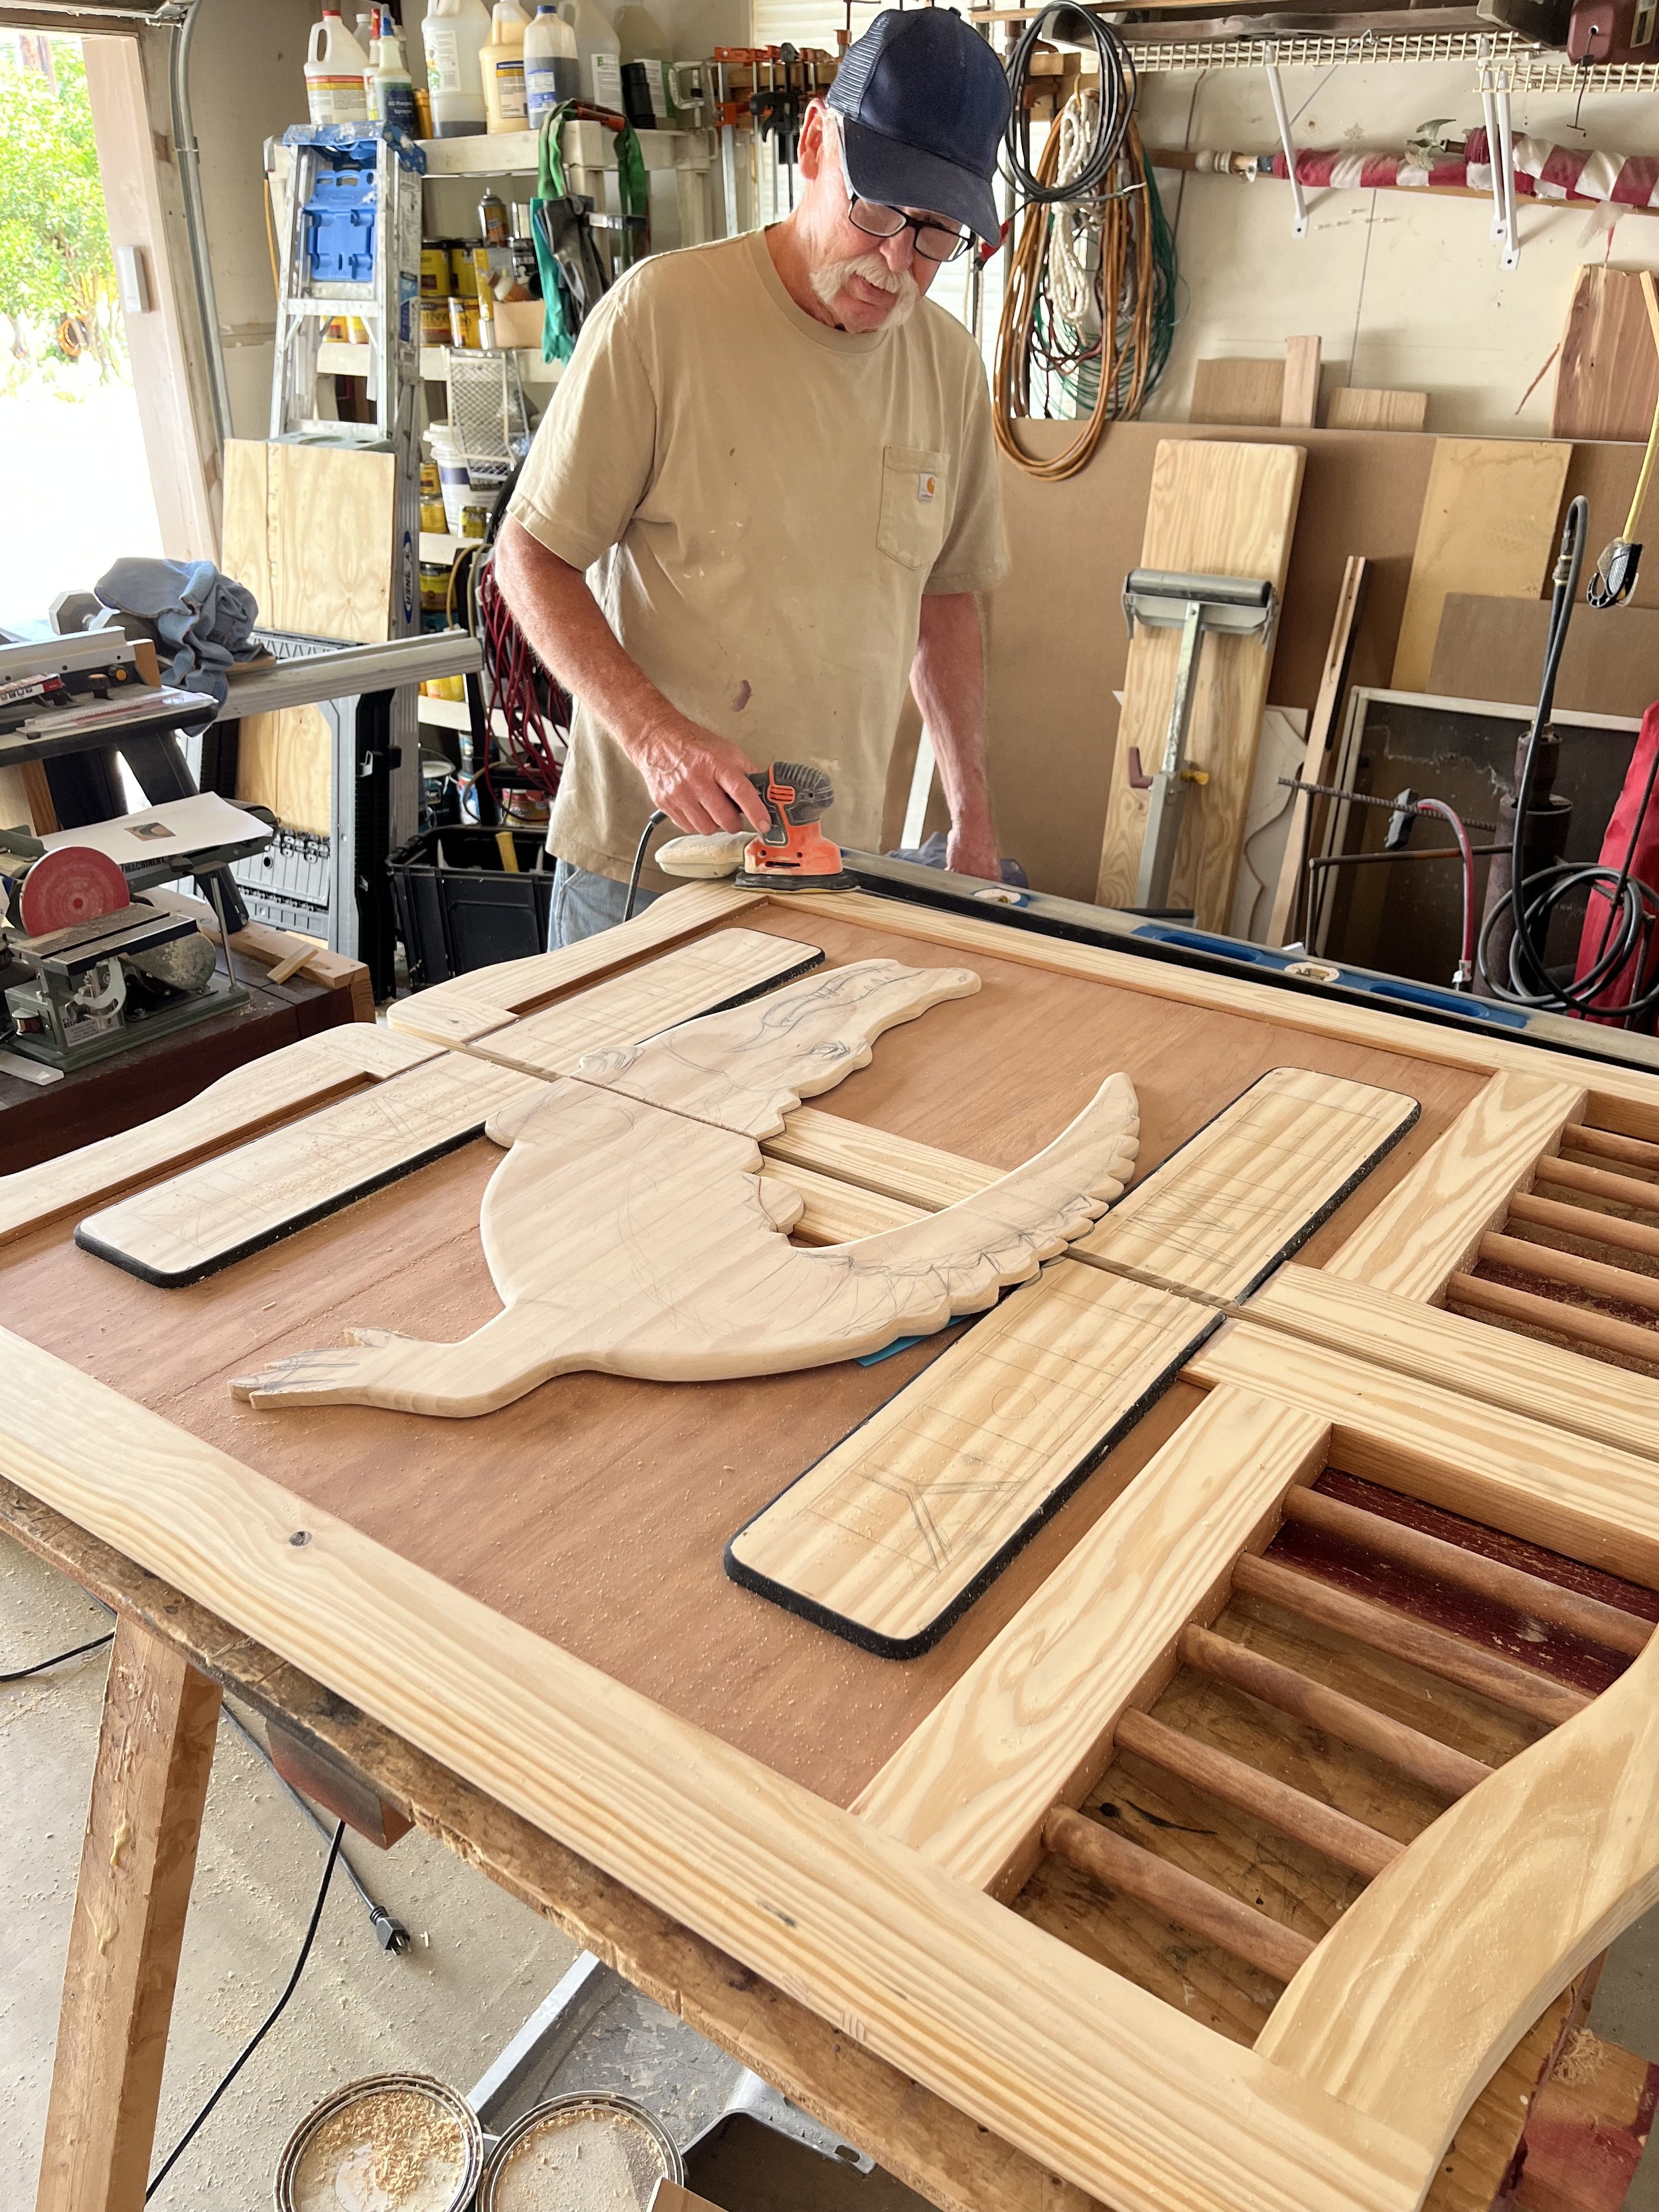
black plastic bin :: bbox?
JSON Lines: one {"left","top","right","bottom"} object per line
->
{"left": 388, "top": 826, "right": 553, "bottom": 989}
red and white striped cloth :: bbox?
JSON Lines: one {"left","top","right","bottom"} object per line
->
{"left": 1251, "top": 131, "right": 1659, "bottom": 208}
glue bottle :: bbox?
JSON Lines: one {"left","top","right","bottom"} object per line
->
{"left": 524, "top": 3, "right": 578, "bottom": 121}
{"left": 305, "top": 7, "right": 372, "bottom": 123}
{"left": 480, "top": 0, "right": 530, "bottom": 130}
{"left": 421, "top": 0, "right": 491, "bottom": 135}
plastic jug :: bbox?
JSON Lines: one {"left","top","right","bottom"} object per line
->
{"left": 480, "top": 0, "right": 530, "bottom": 131}
{"left": 565, "top": 0, "right": 620, "bottom": 111}
{"left": 305, "top": 8, "right": 372, "bottom": 124}
{"left": 613, "top": 2, "right": 668, "bottom": 60}
{"left": 421, "top": 0, "right": 491, "bottom": 135}
{"left": 524, "top": 3, "right": 579, "bottom": 122}
{"left": 368, "top": 8, "right": 419, "bottom": 134}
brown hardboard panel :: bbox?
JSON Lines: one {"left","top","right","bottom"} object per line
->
{"left": 3, "top": 913, "right": 1481, "bottom": 1801}
{"left": 1429, "top": 593, "right": 1659, "bottom": 722}
{"left": 978, "top": 422, "right": 1437, "bottom": 904}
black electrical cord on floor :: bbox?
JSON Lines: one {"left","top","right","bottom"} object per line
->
{"left": 623, "top": 808, "right": 668, "bottom": 921}
{"left": 1, "top": 1630, "right": 113, "bottom": 1684}
{"left": 145, "top": 1818, "right": 345, "bottom": 2203}
{"left": 220, "top": 1705, "right": 410, "bottom": 1954}
{"left": 1002, "top": 5, "right": 1135, "bottom": 204}
{"left": 1478, "top": 493, "right": 1659, "bottom": 1021}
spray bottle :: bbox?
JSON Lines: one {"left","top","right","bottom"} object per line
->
{"left": 368, "top": 8, "right": 419, "bottom": 134}
{"left": 421, "top": 0, "right": 491, "bottom": 135}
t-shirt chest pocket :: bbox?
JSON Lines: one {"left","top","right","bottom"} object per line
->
{"left": 877, "top": 444, "right": 948, "bottom": 571}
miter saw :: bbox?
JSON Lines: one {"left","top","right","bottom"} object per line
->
{"left": 0, "top": 816, "right": 268, "bottom": 1072}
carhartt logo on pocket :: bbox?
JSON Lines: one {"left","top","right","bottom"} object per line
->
{"left": 917, "top": 471, "right": 937, "bottom": 502}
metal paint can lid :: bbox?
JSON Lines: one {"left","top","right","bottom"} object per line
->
{"left": 476, "top": 2093, "right": 684, "bottom": 2211}
{"left": 275, "top": 2073, "right": 484, "bottom": 2212}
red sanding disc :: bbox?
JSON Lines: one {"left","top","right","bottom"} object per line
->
{"left": 18, "top": 846, "right": 131, "bottom": 936}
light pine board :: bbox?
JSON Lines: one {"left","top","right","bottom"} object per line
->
{"left": 221, "top": 439, "right": 397, "bottom": 644}
{"left": 1325, "top": 389, "right": 1428, "bottom": 433}
{"left": 1266, "top": 554, "right": 1369, "bottom": 948}
{"left": 853, "top": 1385, "right": 1329, "bottom": 1884}
{"left": 1252, "top": 1264, "right": 1659, "bottom": 1467}
{"left": 727, "top": 1266, "right": 1211, "bottom": 1658}
{"left": 1258, "top": 1599, "right": 1659, "bottom": 2164}
{"left": 1075, "top": 1066, "right": 1419, "bottom": 1298}
{"left": 727, "top": 1067, "right": 1411, "bottom": 1655}
{"left": 228, "top": 966, "right": 1141, "bottom": 1418}
{"left": 0, "top": 1025, "right": 439, "bottom": 1248}
{"left": 1323, "top": 1069, "right": 1585, "bottom": 1300}
{"left": 385, "top": 881, "right": 766, "bottom": 1046}
{"left": 1281, "top": 338, "right": 1321, "bottom": 429}
{"left": 77, "top": 1053, "right": 544, "bottom": 1287}
{"left": 467, "top": 928, "right": 826, "bottom": 1077}
{"left": 0, "top": 1327, "right": 1430, "bottom": 2212}
{"left": 1189, "top": 1321, "right": 1659, "bottom": 1592}
{"left": 1389, "top": 439, "right": 1571, "bottom": 692}
{"left": 1092, "top": 441, "right": 1307, "bottom": 932}
{"left": 762, "top": 1104, "right": 993, "bottom": 1211}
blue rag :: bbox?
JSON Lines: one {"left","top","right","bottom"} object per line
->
{"left": 93, "top": 557, "right": 261, "bottom": 707}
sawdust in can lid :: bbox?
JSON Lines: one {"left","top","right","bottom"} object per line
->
{"left": 481, "top": 2097, "right": 678, "bottom": 2212}
{"left": 283, "top": 2077, "right": 480, "bottom": 2212}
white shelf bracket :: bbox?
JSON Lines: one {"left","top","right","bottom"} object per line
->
{"left": 1264, "top": 62, "right": 1309, "bottom": 238}
{"left": 1477, "top": 40, "right": 1521, "bottom": 269}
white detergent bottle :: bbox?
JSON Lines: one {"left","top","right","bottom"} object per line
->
{"left": 421, "top": 0, "right": 491, "bottom": 135}
{"left": 566, "top": 0, "right": 621, "bottom": 111}
{"left": 305, "top": 7, "right": 372, "bottom": 124}
{"left": 480, "top": 0, "right": 530, "bottom": 131}
{"left": 524, "top": 3, "right": 579, "bottom": 121}
{"left": 368, "top": 9, "right": 419, "bottom": 134}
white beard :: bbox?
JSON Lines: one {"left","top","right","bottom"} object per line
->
{"left": 809, "top": 250, "right": 920, "bottom": 330}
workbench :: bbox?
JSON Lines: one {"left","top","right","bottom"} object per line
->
{"left": 9, "top": 863, "right": 1659, "bottom": 2212}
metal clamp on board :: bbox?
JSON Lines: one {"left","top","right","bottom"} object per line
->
{"left": 1121, "top": 568, "right": 1277, "bottom": 913}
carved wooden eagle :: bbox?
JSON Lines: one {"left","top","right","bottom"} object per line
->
{"left": 230, "top": 961, "right": 1141, "bottom": 1418}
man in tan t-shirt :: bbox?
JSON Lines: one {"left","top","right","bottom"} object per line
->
{"left": 494, "top": 6, "right": 1011, "bottom": 944}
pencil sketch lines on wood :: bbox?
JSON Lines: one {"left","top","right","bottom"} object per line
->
{"left": 226, "top": 962, "right": 1143, "bottom": 1417}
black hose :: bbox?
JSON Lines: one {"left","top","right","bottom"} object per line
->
{"left": 1479, "top": 494, "right": 1659, "bottom": 1021}
{"left": 1003, "top": 8, "right": 1135, "bottom": 206}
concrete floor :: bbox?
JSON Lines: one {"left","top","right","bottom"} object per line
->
{"left": 6, "top": 1519, "right": 1659, "bottom": 2208}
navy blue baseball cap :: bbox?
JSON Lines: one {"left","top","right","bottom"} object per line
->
{"left": 826, "top": 9, "right": 1010, "bottom": 248}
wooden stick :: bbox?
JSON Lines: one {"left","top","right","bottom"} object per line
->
{"left": 1508, "top": 1189, "right": 1659, "bottom": 1262}
{"left": 1449, "top": 1270, "right": 1659, "bottom": 1368}
{"left": 1114, "top": 1708, "right": 1401, "bottom": 1880}
{"left": 35, "top": 1617, "right": 220, "bottom": 2212}
{"left": 265, "top": 946, "right": 314, "bottom": 986}
{"left": 1179, "top": 1624, "right": 1493, "bottom": 1800}
{"left": 1483, "top": 1230, "right": 1659, "bottom": 1321}
{"left": 1561, "top": 1123, "right": 1659, "bottom": 1175}
{"left": 1535, "top": 1156, "right": 1659, "bottom": 1213}
{"left": 1042, "top": 1805, "right": 1315, "bottom": 1984}
{"left": 1281, "top": 1486, "right": 1652, "bottom": 1659}
{"left": 1267, "top": 555, "right": 1369, "bottom": 948}
{"left": 1232, "top": 1554, "right": 1591, "bottom": 1726}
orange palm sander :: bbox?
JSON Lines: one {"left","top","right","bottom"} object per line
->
{"left": 733, "top": 761, "right": 854, "bottom": 893}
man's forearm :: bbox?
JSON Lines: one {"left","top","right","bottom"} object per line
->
{"left": 911, "top": 591, "right": 998, "bottom": 877}
{"left": 492, "top": 518, "right": 767, "bottom": 836}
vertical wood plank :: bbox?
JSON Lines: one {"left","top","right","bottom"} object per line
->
{"left": 36, "top": 1618, "right": 220, "bottom": 2212}
{"left": 1280, "top": 337, "right": 1322, "bottom": 429}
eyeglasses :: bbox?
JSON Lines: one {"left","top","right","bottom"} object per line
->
{"left": 847, "top": 193, "right": 974, "bottom": 263}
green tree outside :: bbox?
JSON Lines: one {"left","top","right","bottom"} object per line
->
{"left": 0, "top": 39, "right": 121, "bottom": 380}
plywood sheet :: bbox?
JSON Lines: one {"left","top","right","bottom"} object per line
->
{"left": 222, "top": 438, "right": 397, "bottom": 642}
{"left": 729, "top": 1065, "right": 1417, "bottom": 1654}
{"left": 233, "top": 703, "right": 332, "bottom": 840}
{"left": 1390, "top": 440, "right": 1571, "bottom": 692}
{"left": 1427, "top": 592, "right": 1659, "bottom": 722}
{"left": 1095, "top": 441, "right": 1305, "bottom": 929}
{"left": 1551, "top": 266, "right": 1659, "bottom": 445}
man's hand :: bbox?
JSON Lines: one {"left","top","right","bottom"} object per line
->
{"left": 946, "top": 814, "right": 1001, "bottom": 882}
{"left": 632, "top": 716, "right": 773, "bottom": 836}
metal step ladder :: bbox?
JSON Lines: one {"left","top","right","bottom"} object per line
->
{"left": 261, "top": 121, "right": 427, "bottom": 967}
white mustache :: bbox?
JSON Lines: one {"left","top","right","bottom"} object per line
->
{"left": 810, "top": 251, "right": 921, "bottom": 326}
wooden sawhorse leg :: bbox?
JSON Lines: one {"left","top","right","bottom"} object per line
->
{"left": 35, "top": 1615, "right": 220, "bottom": 2212}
